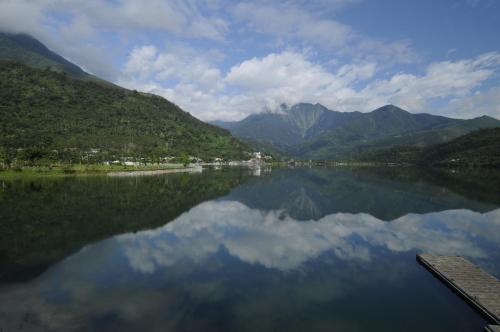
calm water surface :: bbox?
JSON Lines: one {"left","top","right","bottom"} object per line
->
{"left": 1, "top": 167, "right": 500, "bottom": 332}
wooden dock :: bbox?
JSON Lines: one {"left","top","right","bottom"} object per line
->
{"left": 417, "top": 253, "right": 500, "bottom": 326}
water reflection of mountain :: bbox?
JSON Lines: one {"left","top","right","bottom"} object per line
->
{"left": 225, "top": 167, "right": 500, "bottom": 221}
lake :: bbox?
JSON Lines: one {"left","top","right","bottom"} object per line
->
{"left": 1, "top": 167, "right": 499, "bottom": 332}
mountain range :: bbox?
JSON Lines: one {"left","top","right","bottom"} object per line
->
{"left": 1, "top": 32, "right": 499, "bottom": 165}
{"left": 213, "top": 103, "right": 500, "bottom": 159}
{"left": 0, "top": 33, "right": 249, "bottom": 164}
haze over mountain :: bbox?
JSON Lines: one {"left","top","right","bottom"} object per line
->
{"left": 213, "top": 103, "right": 500, "bottom": 159}
{"left": 0, "top": 34, "right": 249, "bottom": 163}
{"left": 0, "top": 32, "right": 88, "bottom": 78}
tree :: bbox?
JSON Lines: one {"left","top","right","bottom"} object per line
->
{"left": 179, "top": 152, "right": 190, "bottom": 167}
{"left": 0, "top": 147, "right": 6, "bottom": 168}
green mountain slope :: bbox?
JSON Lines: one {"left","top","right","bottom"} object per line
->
{"left": 420, "top": 127, "right": 500, "bottom": 167}
{"left": 214, "top": 104, "right": 500, "bottom": 159}
{"left": 356, "top": 127, "right": 500, "bottom": 168}
{"left": 293, "top": 105, "right": 500, "bottom": 159}
{"left": 212, "top": 103, "right": 358, "bottom": 152}
{"left": 0, "top": 61, "right": 249, "bottom": 164}
{"left": 0, "top": 33, "right": 87, "bottom": 77}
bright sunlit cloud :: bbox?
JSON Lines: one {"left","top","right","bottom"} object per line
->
{"left": 1, "top": 0, "right": 499, "bottom": 120}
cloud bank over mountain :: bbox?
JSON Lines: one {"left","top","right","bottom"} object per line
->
{"left": 0, "top": 0, "right": 499, "bottom": 120}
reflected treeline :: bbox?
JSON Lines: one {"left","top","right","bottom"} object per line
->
{"left": 2, "top": 166, "right": 500, "bottom": 281}
{"left": 413, "top": 168, "right": 500, "bottom": 205}
{"left": 0, "top": 169, "right": 250, "bottom": 281}
{"left": 226, "top": 167, "right": 500, "bottom": 221}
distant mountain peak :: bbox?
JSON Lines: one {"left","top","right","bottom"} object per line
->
{"left": 290, "top": 102, "right": 328, "bottom": 109}
{"left": 372, "top": 104, "right": 408, "bottom": 114}
{"left": 476, "top": 115, "right": 496, "bottom": 120}
{"left": 273, "top": 102, "right": 330, "bottom": 113}
{"left": 283, "top": 103, "right": 329, "bottom": 137}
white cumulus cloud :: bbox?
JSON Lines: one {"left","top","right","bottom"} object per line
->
{"left": 119, "top": 47, "right": 500, "bottom": 120}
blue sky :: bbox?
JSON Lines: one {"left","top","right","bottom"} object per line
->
{"left": 0, "top": 0, "right": 499, "bottom": 120}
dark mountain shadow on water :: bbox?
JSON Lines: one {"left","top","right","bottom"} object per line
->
{"left": 224, "top": 167, "right": 500, "bottom": 221}
{"left": 0, "top": 169, "right": 250, "bottom": 283}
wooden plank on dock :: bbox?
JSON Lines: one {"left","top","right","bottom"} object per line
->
{"left": 417, "top": 253, "right": 500, "bottom": 324}
{"left": 485, "top": 325, "right": 500, "bottom": 332}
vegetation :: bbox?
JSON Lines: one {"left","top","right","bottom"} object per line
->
{"left": 214, "top": 104, "right": 500, "bottom": 160}
{"left": 0, "top": 32, "right": 88, "bottom": 78}
{"left": 354, "top": 127, "right": 500, "bottom": 168}
{"left": 0, "top": 163, "right": 194, "bottom": 179}
{"left": 0, "top": 168, "right": 251, "bottom": 281}
{"left": 419, "top": 127, "right": 500, "bottom": 167}
{"left": 0, "top": 61, "right": 250, "bottom": 166}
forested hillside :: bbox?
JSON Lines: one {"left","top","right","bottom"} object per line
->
{"left": 0, "top": 61, "right": 249, "bottom": 166}
{"left": 214, "top": 104, "right": 500, "bottom": 159}
{"left": 355, "top": 127, "right": 500, "bottom": 168}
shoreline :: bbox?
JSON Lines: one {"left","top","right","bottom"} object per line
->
{"left": 1, "top": 161, "right": 496, "bottom": 179}
{"left": 0, "top": 164, "right": 196, "bottom": 179}
{"left": 108, "top": 166, "right": 203, "bottom": 177}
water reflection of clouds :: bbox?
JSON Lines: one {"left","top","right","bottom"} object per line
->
{"left": 1, "top": 202, "right": 499, "bottom": 332}
{"left": 119, "top": 201, "right": 500, "bottom": 273}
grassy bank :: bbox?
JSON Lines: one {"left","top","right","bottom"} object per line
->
{"left": 0, "top": 163, "right": 189, "bottom": 178}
